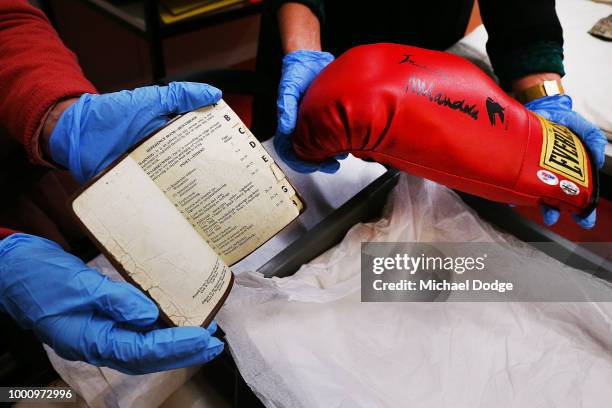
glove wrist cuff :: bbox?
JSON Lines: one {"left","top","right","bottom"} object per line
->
{"left": 283, "top": 50, "right": 334, "bottom": 64}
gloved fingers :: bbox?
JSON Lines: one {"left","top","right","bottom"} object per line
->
{"left": 583, "top": 127, "right": 608, "bottom": 170}
{"left": 572, "top": 208, "right": 596, "bottom": 230}
{"left": 0, "top": 232, "right": 58, "bottom": 256}
{"left": 318, "top": 158, "right": 342, "bottom": 174}
{"left": 273, "top": 132, "right": 337, "bottom": 174}
{"left": 335, "top": 153, "right": 349, "bottom": 160}
{"left": 540, "top": 204, "right": 595, "bottom": 229}
{"left": 152, "top": 82, "right": 222, "bottom": 117}
{"left": 273, "top": 132, "right": 316, "bottom": 173}
{"left": 540, "top": 205, "right": 560, "bottom": 226}
{"left": 0, "top": 235, "right": 157, "bottom": 329}
{"left": 121, "top": 116, "right": 168, "bottom": 156}
{"left": 276, "top": 82, "right": 302, "bottom": 135}
{"left": 277, "top": 51, "right": 334, "bottom": 135}
{"left": 528, "top": 108, "right": 552, "bottom": 122}
{"left": 84, "top": 274, "right": 159, "bottom": 327}
{"left": 526, "top": 95, "right": 607, "bottom": 169}
{"left": 92, "top": 321, "right": 224, "bottom": 374}
{"left": 206, "top": 320, "right": 218, "bottom": 336}
{"left": 551, "top": 111, "right": 607, "bottom": 169}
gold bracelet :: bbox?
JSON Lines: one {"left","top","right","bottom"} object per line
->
{"left": 514, "top": 79, "right": 565, "bottom": 104}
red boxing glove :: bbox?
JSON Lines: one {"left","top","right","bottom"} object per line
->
{"left": 294, "top": 44, "right": 598, "bottom": 216}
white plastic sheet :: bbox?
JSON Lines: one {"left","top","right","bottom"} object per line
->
{"left": 218, "top": 174, "right": 612, "bottom": 408}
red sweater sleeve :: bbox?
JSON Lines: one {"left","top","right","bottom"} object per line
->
{"left": 0, "top": 0, "right": 97, "bottom": 164}
{"left": 0, "top": 228, "right": 18, "bottom": 240}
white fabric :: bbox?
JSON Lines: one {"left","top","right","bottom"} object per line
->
{"left": 218, "top": 174, "right": 612, "bottom": 408}
{"left": 447, "top": 0, "right": 612, "bottom": 139}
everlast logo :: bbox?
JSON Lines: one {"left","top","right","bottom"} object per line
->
{"left": 548, "top": 124, "right": 582, "bottom": 177}
{"left": 540, "top": 118, "right": 588, "bottom": 186}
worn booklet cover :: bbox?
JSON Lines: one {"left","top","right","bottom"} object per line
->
{"left": 71, "top": 100, "right": 304, "bottom": 327}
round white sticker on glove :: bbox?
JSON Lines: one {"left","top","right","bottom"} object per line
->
{"left": 537, "top": 170, "right": 559, "bottom": 186}
{"left": 560, "top": 179, "right": 580, "bottom": 196}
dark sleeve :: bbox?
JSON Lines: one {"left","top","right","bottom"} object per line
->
{"left": 479, "top": 0, "right": 564, "bottom": 88}
{"left": 264, "top": 0, "right": 325, "bottom": 24}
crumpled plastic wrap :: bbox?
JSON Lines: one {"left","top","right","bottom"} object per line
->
{"left": 217, "top": 174, "right": 612, "bottom": 408}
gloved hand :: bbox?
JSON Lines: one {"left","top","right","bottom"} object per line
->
{"left": 0, "top": 233, "right": 224, "bottom": 375}
{"left": 525, "top": 94, "right": 608, "bottom": 229}
{"left": 273, "top": 50, "right": 347, "bottom": 174}
{"left": 49, "top": 82, "right": 222, "bottom": 183}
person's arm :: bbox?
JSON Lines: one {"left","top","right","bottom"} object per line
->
{"left": 478, "top": 0, "right": 564, "bottom": 90}
{"left": 0, "top": 0, "right": 96, "bottom": 165}
{"left": 479, "top": 0, "right": 607, "bottom": 229}
{"left": 277, "top": 2, "right": 322, "bottom": 53}
{"left": 268, "top": 1, "right": 338, "bottom": 171}
{"left": 0, "top": 2, "right": 227, "bottom": 374}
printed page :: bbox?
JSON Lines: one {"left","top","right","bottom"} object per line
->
{"left": 72, "top": 158, "right": 232, "bottom": 327}
{"left": 130, "top": 99, "right": 302, "bottom": 265}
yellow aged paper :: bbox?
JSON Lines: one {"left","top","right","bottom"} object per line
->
{"left": 72, "top": 158, "right": 231, "bottom": 326}
{"left": 72, "top": 100, "right": 301, "bottom": 326}
{"left": 130, "top": 100, "right": 301, "bottom": 265}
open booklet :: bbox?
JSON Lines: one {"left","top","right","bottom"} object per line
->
{"left": 71, "top": 100, "right": 304, "bottom": 327}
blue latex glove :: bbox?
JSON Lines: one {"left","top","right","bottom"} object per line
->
{"left": 274, "top": 50, "right": 348, "bottom": 174}
{"left": 0, "top": 234, "right": 224, "bottom": 375}
{"left": 525, "top": 94, "right": 608, "bottom": 229}
{"left": 50, "top": 82, "right": 222, "bottom": 183}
